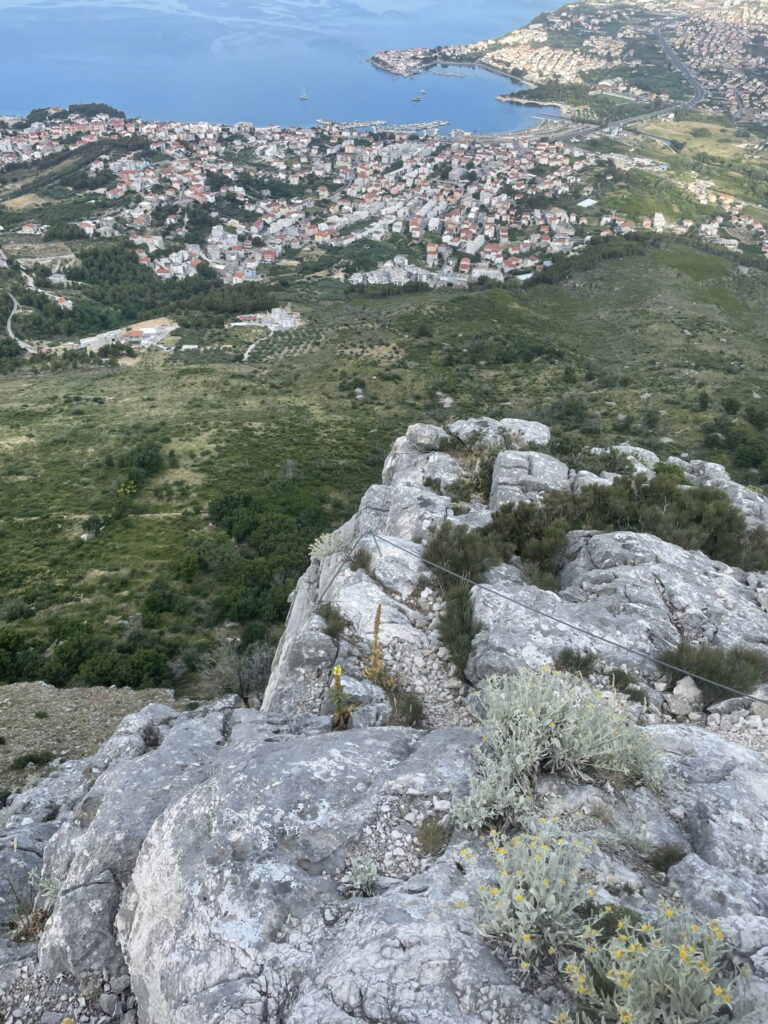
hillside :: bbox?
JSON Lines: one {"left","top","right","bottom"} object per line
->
{"left": 2, "top": 235, "right": 768, "bottom": 699}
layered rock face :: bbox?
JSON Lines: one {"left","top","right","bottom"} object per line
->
{"left": 3, "top": 417, "right": 768, "bottom": 1023}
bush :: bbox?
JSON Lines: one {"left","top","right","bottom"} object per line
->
{"left": 11, "top": 750, "right": 54, "bottom": 770}
{"left": 466, "top": 822, "right": 591, "bottom": 968}
{"left": 1, "top": 598, "right": 33, "bottom": 622}
{"left": 657, "top": 642, "right": 768, "bottom": 706}
{"left": 349, "top": 547, "right": 373, "bottom": 573}
{"left": 318, "top": 603, "right": 348, "bottom": 641}
{"left": 437, "top": 584, "right": 479, "bottom": 678}
{"left": 484, "top": 473, "right": 768, "bottom": 584}
{"left": 0, "top": 628, "right": 42, "bottom": 683}
{"left": 647, "top": 842, "right": 687, "bottom": 874}
{"left": 562, "top": 906, "right": 734, "bottom": 1024}
{"left": 455, "top": 670, "right": 666, "bottom": 833}
{"left": 309, "top": 531, "right": 350, "bottom": 561}
{"left": 609, "top": 668, "right": 646, "bottom": 703}
{"left": 555, "top": 647, "right": 597, "bottom": 675}
{"left": 389, "top": 686, "right": 424, "bottom": 727}
{"left": 197, "top": 639, "right": 275, "bottom": 706}
{"left": 418, "top": 815, "right": 452, "bottom": 856}
{"left": 346, "top": 856, "right": 377, "bottom": 897}
{"left": 423, "top": 522, "right": 500, "bottom": 591}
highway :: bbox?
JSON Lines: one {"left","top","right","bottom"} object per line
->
{"left": 5, "top": 292, "right": 35, "bottom": 353}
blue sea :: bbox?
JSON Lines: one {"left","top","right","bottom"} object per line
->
{"left": 0, "top": 0, "right": 558, "bottom": 131}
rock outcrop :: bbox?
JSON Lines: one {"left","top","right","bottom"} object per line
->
{"left": 3, "top": 417, "right": 768, "bottom": 1023}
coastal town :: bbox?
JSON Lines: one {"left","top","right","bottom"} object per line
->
{"left": 1, "top": 0, "right": 768, "bottom": 352}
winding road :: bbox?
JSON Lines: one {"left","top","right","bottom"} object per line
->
{"left": 5, "top": 292, "right": 35, "bottom": 353}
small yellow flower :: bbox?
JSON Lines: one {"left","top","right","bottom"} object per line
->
{"left": 548, "top": 946, "right": 556, "bottom": 954}
{"left": 664, "top": 908, "right": 675, "bottom": 918}
{"left": 618, "top": 1012, "right": 633, "bottom": 1023}
{"left": 455, "top": 899, "right": 468, "bottom": 908}
{"left": 514, "top": 893, "right": 525, "bottom": 902}
{"left": 523, "top": 933, "right": 532, "bottom": 942}
{"left": 586, "top": 888, "right": 596, "bottom": 897}
{"left": 519, "top": 960, "right": 530, "bottom": 971}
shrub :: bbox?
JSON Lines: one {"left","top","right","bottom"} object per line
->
{"left": 562, "top": 906, "right": 734, "bottom": 1024}
{"left": 466, "top": 823, "right": 591, "bottom": 968}
{"left": 484, "top": 473, "right": 768, "bottom": 583}
{"left": 349, "top": 547, "right": 373, "bottom": 573}
{"left": 33, "top": 711, "right": 49, "bottom": 719}
{"left": 423, "top": 522, "right": 500, "bottom": 592}
{"left": 11, "top": 750, "right": 54, "bottom": 770}
{"left": 437, "top": 584, "right": 479, "bottom": 678}
{"left": 555, "top": 647, "right": 597, "bottom": 675}
{"left": 657, "top": 642, "right": 768, "bottom": 706}
{"left": 389, "top": 686, "right": 424, "bottom": 727}
{"left": 455, "top": 670, "right": 666, "bottom": 833}
{"left": 309, "top": 531, "right": 350, "bottom": 561}
{"left": 318, "top": 603, "right": 348, "bottom": 641}
{"left": 647, "top": 842, "right": 687, "bottom": 874}
{"left": 197, "top": 639, "right": 275, "bottom": 706}
{"left": 346, "top": 856, "right": 377, "bottom": 897}
{"left": 446, "top": 449, "right": 499, "bottom": 505}
{"left": 609, "top": 668, "right": 646, "bottom": 704}
{"left": 418, "top": 815, "right": 452, "bottom": 856}
{"left": 1, "top": 598, "right": 33, "bottom": 622}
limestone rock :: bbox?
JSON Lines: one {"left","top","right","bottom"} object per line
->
{"left": 447, "top": 416, "right": 549, "bottom": 450}
{"left": 666, "top": 676, "right": 705, "bottom": 717}
{"left": 490, "top": 451, "right": 571, "bottom": 511}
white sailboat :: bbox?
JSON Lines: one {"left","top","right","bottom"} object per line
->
{"left": 300, "top": 88, "right": 309, "bottom": 101}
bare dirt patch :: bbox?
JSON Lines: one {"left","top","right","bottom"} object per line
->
{"left": 127, "top": 317, "right": 178, "bottom": 331}
{"left": 3, "top": 240, "right": 76, "bottom": 265}
{"left": 2, "top": 194, "right": 47, "bottom": 211}
{"left": 0, "top": 681, "right": 190, "bottom": 796}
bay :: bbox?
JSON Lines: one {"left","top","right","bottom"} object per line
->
{"left": 0, "top": 0, "right": 558, "bottom": 131}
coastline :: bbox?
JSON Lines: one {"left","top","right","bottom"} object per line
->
{"left": 368, "top": 55, "right": 565, "bottom": 118}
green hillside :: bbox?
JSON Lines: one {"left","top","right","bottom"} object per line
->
{"left": 2, "top": 235, "right": 768, "bottom": 691}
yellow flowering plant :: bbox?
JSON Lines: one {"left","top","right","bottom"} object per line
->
{"left": 469, "top": 821, "right": 592, "bottom": 968}
{"left": 562, "top": 903, "right": 735, "bottom": 1024}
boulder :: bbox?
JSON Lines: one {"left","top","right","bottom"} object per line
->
{"left": 467, "top": 530, "right": 768, "bottom": 686}
{"left": 489, "top": 451, "right": 571, "bottom": 511}
{"left": 665, "top": 676, "right": 704, "bottom": 717}
{"left": 498, "top": 418, "right": 551, "bottom": 448}
{"left": 447, "top": 416, "right": 549, "bottom": 451}
{"left": 382, "top": 437, "right": 463, "bottom": 492}
{"left": 404, "top": 423, "right": 450, "bottom": 452}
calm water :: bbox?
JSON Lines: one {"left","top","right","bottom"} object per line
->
{"left": 0, "top": 0, "right": 558, "bottom": 131}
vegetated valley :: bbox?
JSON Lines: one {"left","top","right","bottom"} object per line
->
{"left": 1, "top": 229, "right": 768, "bottom": 700}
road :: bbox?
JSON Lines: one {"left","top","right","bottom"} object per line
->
{"left": 5, "top": 292, "right": 35, "bottom": 354}
{"left": 655, "top": 29, "right": 706, "bottom": 108}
